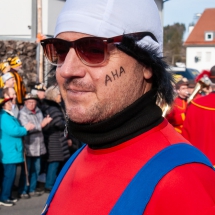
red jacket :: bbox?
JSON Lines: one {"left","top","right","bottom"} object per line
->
{"left": 182, "top": 93, "right": 215, "bottom": 165}
{"left": 47, "top": 120, "right": 215, "bottom": 215}
{"left": 166, "top": 97, "right": 187, "bottom": 133}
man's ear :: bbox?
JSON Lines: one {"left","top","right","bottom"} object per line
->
{"left": 143, "top": 67, "right": 153, "bottom": 80}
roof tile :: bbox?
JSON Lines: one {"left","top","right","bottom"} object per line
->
{"left": 184, "top": 8, "right": 215, "bottom": 46}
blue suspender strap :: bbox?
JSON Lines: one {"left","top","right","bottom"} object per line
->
{"left": 41, "top": 144, "right": 86, "bottom": 215}
{"left": 109, "top": 143, "right": 214, "bottom": 215}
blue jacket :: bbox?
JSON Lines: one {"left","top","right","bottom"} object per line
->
{"left": 0, "top": 109, "right": 27, "bottom": 164}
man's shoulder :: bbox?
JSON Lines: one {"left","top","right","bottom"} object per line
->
{"left": 174, "top": 96, "right": 182, "bottom": 102}
{"left": 149, "top": 120, "right": 189, "bottom": 145}
{"left": 169, "top": 97, "right": 187, "bottom": 112}
{"left": 146, "top": 162, "right": 215, "bottom": 215}
{"left": 19, "top": 106, "right": 30, "bottom": 115}
{"left": 128, "top": 120, "right": 190, "bottom": 158}
{"left": 35, "top": 106, "right": 43, "bottom": 114}
{"left": 190, "top": 93, "right": 215, "bottom": 111}
{"left": 43, "top": 100, "right": 60, "bottom": 110}
{"left": 174, "top": 97, "right": 186, "bottom": 106}
{"left": 19, "top": 106, "right": 27, "bottom": 112}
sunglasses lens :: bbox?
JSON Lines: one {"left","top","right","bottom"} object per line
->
{"left": 76, "top": 38, "right": 105, "bottom": 65}
{"left": 42, "top": 37, "right": 106, "bottom": 66}
{"left": 43, "top": 39, "right": 69, "bottom": 65}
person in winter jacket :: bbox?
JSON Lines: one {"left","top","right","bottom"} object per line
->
{"left": 0, "top": 97, "right": 34, "bottom": 206}
{"left": 42, "top": 86, "right": 71, "bottom": 192}
{"left": 18, "top": 93, "right": 52, "bottom": 199}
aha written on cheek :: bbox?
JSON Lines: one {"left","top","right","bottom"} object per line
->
{"left": 105, "top": 66, "right": 125, "bottom": 86}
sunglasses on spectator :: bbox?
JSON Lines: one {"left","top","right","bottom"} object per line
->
{"left": 40, "top": 32, "right": 158, "bottom": 67}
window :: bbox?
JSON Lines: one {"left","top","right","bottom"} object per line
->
{"left": 205, "top": 32, "right": 214, "bottom": 41}
{"left": 206, "top": 52, "right": 211, "bottom": 62}
{"left": 194, "top": 52, "right": 202, "bottom": 63}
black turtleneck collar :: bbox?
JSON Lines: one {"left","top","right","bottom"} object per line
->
{"left": 68, "top": 89, "right": 163, "bottom": 149}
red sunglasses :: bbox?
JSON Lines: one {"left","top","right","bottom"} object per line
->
{"left": 40, "top": 32, "right": 158, "bottom": 67}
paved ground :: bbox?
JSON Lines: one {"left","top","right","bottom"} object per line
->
{"left": 0, "top": 192, "right": 49, "bottom": 215}
{"left": 0, "top": 166, "right": 49, "bottom": 215}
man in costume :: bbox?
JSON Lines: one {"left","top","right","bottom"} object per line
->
{"left": 7, "top": 56, "right": 26, "bottom": 105}
{"left": 182, "top": 66, "right": 215, "bottom": 166}
{"left": 166, "top": 79, "right": 189, "bottom": 133}
{"left": 40, "top": 0, "right": 215, "bottom": 214}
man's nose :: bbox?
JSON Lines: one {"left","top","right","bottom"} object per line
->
{"left": 57, "top": 49, "right": 86, "bottom": 79}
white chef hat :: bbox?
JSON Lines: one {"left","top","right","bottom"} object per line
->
{"left": 54, "top": 0, "right": 163, "bottom": 56}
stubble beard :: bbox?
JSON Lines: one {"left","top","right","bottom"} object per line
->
{"left": 65, "top": 92, "right": 124, "bottom": 124}
{"left": 62, "top": 78, "right": 107, "bottom": 124}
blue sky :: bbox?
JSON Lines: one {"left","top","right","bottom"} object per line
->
{"left": 163, "top": 0, "right": 215, "bottom": 40}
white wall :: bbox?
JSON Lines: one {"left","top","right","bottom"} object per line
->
{"left": 0, "top": 0, "right": 64, "bottom": 39}
{"left": 42, "top": 0, "right": 65, "bottom": 36}
{"left": 186, "top": 47, "right": 215, "bottom": 71}
{"left": 0, "top": 0, "right": 162, "bottom": 39}
{"left": 0, "top": 0, "right": 32, "bottom": 38}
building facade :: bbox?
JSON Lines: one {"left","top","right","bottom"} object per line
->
{"left": 0, "top": 0, "right": 65, "bottom": 40}
{"left": 0, "top": 0, "right": 163, "bottom": 40}
{"left": 184, "top": 8, "right": 215, "bottom": 72}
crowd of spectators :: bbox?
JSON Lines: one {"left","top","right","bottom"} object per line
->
{"left": 0, "top": 56, "right": 82, "bottom": 207}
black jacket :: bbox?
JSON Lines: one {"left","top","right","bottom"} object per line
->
{"left": 42, "top": 99, "right": 70, "bottom": 162}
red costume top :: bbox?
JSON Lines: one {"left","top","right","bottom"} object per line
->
{"left": 182, "top": 93, "right": 215, "bottom": 165}
{"left": 166, "top": 97, "right": 187, "bottom": 133}
{"left": 47, "top": 120, "right": 215, "bottom": 215}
